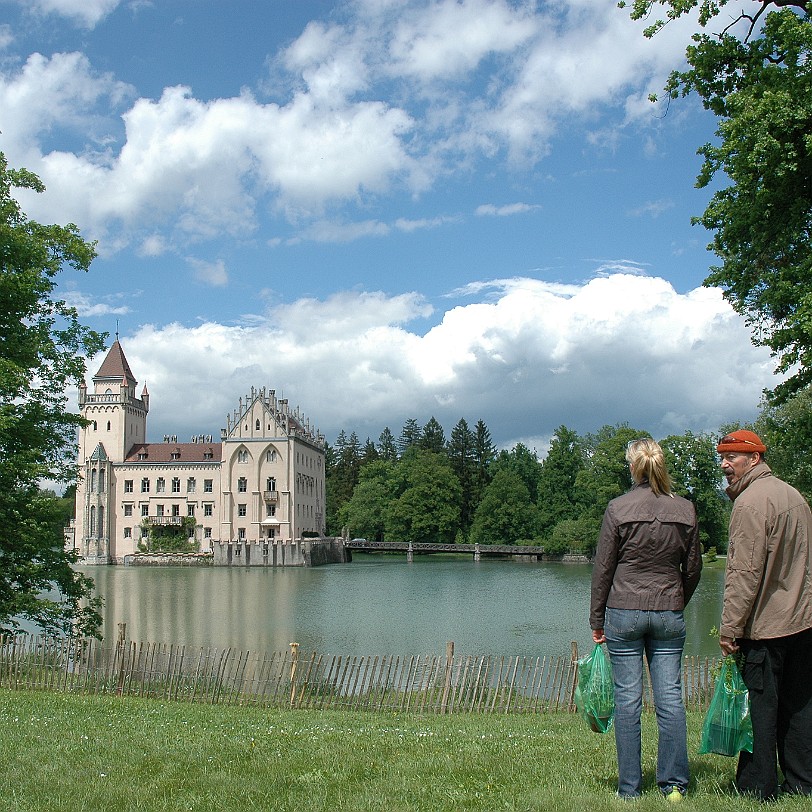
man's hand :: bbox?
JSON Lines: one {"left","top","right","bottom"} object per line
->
{"left": 720, "top": 635, "right": 739, "bottom": 655}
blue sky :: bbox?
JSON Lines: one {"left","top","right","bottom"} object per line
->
{"left": 0, "top": 0, "right": 778, "bottom": 451}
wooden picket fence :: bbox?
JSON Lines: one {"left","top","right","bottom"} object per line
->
{"left": 0, "top": 634, "right": 721, "bottom": 714}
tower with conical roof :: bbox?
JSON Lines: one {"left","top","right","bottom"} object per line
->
{"left": 75, "top": 340, "right": 150, "bottom": 563}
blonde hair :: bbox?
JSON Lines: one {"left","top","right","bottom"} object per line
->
{"left": 625, "top": 438, "right": 673, "bottom": 497}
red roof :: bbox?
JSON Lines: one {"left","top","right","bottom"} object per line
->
{"left": 95, "top": 340, "right": 137, "bottom": 387}
{"left": 124, "top": 443, "right": 222, "bottom": 463}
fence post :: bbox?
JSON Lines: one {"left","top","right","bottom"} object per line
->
{"left": 289, "top": 642, "right": 299, "bottom": 707}
{"left": 568, "top": 640, "right": 579, "bottom": 710}
{"left": 115, "top": 623, "right": 127, "bottom": 696}
{"left": 441, "top": 641, "right": 454, "bottom": 714}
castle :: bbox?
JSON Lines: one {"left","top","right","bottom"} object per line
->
{"left": 72, "top": 340, "right": 327, "bottom": 564}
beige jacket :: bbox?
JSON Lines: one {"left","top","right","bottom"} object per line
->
{"left": 721, "top": 462, "right": 812, "bottom": 640}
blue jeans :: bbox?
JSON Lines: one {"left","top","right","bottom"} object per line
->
{"left": 605, "top": 608, "right": 689, "bottom": 798}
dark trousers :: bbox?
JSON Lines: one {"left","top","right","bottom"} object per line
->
{"left": 736, "top": 628, "right": 812, "bottom": 801}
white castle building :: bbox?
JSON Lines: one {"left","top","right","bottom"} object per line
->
{"left": 73, "top": 340, "right": 326, "bottom": 564}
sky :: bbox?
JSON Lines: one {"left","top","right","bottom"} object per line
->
{"left": 0, "top": 0, "right": 781, "bottom": 454}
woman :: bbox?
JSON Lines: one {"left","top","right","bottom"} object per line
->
{"left": 590, "top": 438, "right": 702, "bottom": 801}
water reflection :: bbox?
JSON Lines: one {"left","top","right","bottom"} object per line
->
{"left": 81, "top": 555, "right": 725, "bottom": 658}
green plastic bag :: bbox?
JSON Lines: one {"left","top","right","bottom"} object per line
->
{"left": 698, "top": 656, "right": 753, "bottom": 756}
{"left": 574, "top": 643, "right": 614, "bottom": 734}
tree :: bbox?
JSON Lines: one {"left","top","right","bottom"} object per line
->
{"left": 753, "top": 385, "right": 812, "bottom": 501}
{"left": 340, "top": 460, "right": 396, "bottom": 542}
{"left": 624, "top": 2, "right": 812, "bottom": 401}
{"left": 537, "top": 425, "right": 585, "bottom": 538}
{"left": 469, "top": 468, "right": 539, "bottom": 546}
{"left": 661, "top": 431, "right": 730, "bottom": 552}
{"left": 472, "top": 418, "right": 496, "bottom": 503}
{"left": 419, "top": 416, "right": 446, "bottom": 454}
{"left": 447, "top": 418, "right": 477, "bottom": 538}
{"left": 386, "top": 448, "right": 462, "bottom": 544}
{"left": 575, "top": 425, "right": 644, "bottom": 522}
{"left": 491, "top": 443, "right": 542, "bottom": 502}
{"left": 377, "top": 427, "right": 398, "bottom": 461}
{"left": 397, "top": 418, "right": 421, "bottom": 455}
{"left": 0, "top": 153, "right": 106, "bottom": 637}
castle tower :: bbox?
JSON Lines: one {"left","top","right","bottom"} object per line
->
{"left": 75, "top": 340, "right": 149, "bottom": 563}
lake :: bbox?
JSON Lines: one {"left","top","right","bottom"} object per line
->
{"left": 79, "top": 554, "right": 725, "bottom": 659}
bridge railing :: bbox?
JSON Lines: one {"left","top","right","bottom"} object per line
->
{"left": 0, "top": 634, "right": 719, "bottom": 714}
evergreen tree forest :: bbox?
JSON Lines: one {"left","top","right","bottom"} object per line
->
{"left": 325, "top": 389, "right": 812, "bottom": 556}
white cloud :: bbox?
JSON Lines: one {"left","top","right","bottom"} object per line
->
{"left": 0, "top": 0, "right": 711, "bottom": 253}
{"left": 95, "top": 274, "right": 779, "bottom": 449}
{"left": 186, "top": 257, "right": 229, "bottom": 287}
{"left": 14, "top": 0, "right": 121, "bottom": 28}
{"left": 63, "top": 291, "right": 130, "bottom": 317}
{"left": 475, "top": 202, "right": 539, "bottom": 217}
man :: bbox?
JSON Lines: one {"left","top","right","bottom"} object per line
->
{"left": 717, "top": 429, "right": 812, "bottom": 801}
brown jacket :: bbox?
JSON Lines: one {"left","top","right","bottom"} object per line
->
{"left": 590, "top": 482, "right": 702, "bottom": 629}
{"left": 720, "top": 462, "right": 812, "bottom": 640}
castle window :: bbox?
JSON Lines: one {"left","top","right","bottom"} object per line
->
{"left": 187, "top": 477, "right": 196, "bottom": 493}
{"left": 171, "top": 477, "right": 181, "bottom": 493}
{"left": 238, "top": 504, "right": 247, "bottom": 517}
{"left": 266, "top": 505, "right": 275, "bottom": 518}
{"left": 204, "top": 504, "right": 213, "bottom": 517}
{"left": 237, "top": 449, "right": 248, "bottom": 463}
{"left": 124, "top": 480, "right": 133, "bottom": 493}
{"left": 238, "top": 528, "right": 246, "bottom": 541}
{"left": 156, "top": 478, "right": 165, "bottom": 493}
{"left": 99, "top": 470, "right": 105, "bottom": 491}
{"left": 123, "top": 505, "right": 133, "bottom": 517}
{"left": 107, "top": 421, "right": 111, "bottom": 431}
{"left": 141, "top": 478, "right": 149, "bottom": 493}
{"left": 238, "top": 477, "right": 247, "bottom": 493}
{"left": 156, "top": 505, "right": 164, "bottom": 517}
{"left": 138, "top": 452, "right": 148, "bottom": 460}
{"left": 172, "top": 504, "right": 180, "bottom": 517}
{"left": 141, "top": 504, "right": 148, "bottom": 517}
{"left": 204, "top": 479, "right": 213, "bottom": 493}
{"left": 90, "top": 469, "right": 97, "bottom": 492}
{"left": 266, "top": 477, "right": 276, "bottom": 492}
{"left": 187, "top": 504, "right": 195, "bottom": 517}
{"left": 266, "top": 449, "right": 276, "bottom": 462}
{"left": 93, "top": 421, "right": 97, "bottom": 431}
{"left": 124, "top": 527, "right": 132, "bottom": 538}
{"left": 204, "top": 449, "right": 213, "bottom": 460}
{"left": 171, "top": 451, "right": 180, "bottom": 460}
{"left": 204, "top": 528, "right": 212, "bottom": 539}
{"left": 255, "top": 419, "right": 260, "bottom": 431}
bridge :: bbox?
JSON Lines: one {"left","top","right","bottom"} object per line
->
{"left": 344, "top": 539, "right": 545, "bottom": 561}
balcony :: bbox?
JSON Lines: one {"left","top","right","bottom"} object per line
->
{"left": 263, "top": 490, "right": 279, "bottom": 503}
{"left": 145, "top": 516, "right": 184, "bottom": 526}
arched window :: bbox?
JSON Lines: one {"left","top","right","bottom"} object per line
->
{"left": 107, "top": 421, "right": 111, "bottom": 431}
{"left": 90, "top": 469, "right": 97, "bottom": 492}
{"left": 89, "top": 506, "right": 96, "bottom": 536}
{"left": 98, "top": 506, "right": 104, "bottom": 538}
{"left": 255, "top": 419, "right": 260, "bottom": 431}
{"left": 98, "top": 469, "right": 105, "bottom": 491}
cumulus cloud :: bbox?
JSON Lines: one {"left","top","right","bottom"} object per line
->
{"left": 94, "top": 274, "right": 778, "bottom": 450}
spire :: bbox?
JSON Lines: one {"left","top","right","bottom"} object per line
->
{"left": 94, "top": 339, "right": 137, "bottom": 388}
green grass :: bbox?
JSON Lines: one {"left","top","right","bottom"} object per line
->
{"left": 0, "top": 688, "right": 803, "bottom": 812}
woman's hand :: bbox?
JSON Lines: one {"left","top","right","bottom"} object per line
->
{"left": 592, "top": 628, "right": 606, "bottom": 644}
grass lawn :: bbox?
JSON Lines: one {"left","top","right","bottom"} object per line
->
{"left": 0, "top": 688, "right": 802, "bottom": 812}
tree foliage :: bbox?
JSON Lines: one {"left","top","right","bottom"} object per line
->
{"left": 0, "top": 153, "right": 106, "bottom": 636}
{"left": 624, "top": 1, "right": 812, "bottom": 401}
{"left": 469, "top": 469, "right": 539, "bottom": 546}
